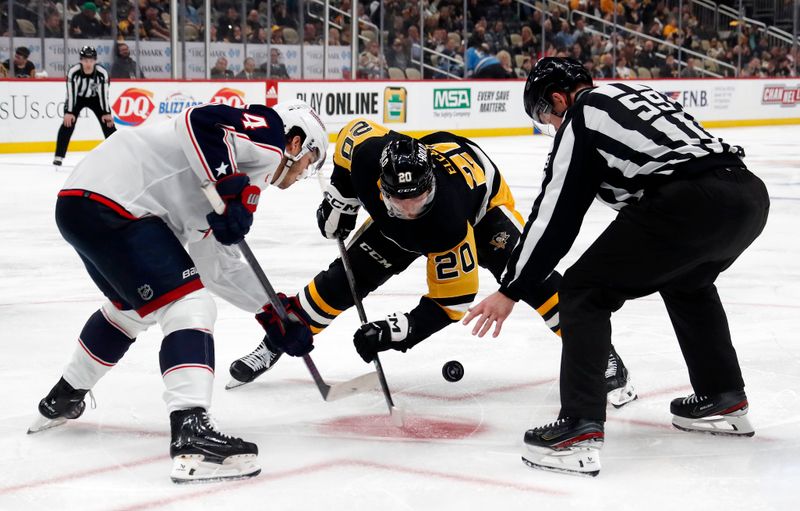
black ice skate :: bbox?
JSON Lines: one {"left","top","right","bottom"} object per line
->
{"left": 226, "top": 336, "right": 283, "bottom": 389}
{"left": 606, "top": 345, "right": 637, "bottom": 408}
{"left": 28, "top": 377, "right": 92, "bottom": 434}
{"left": 169, "top": 407, "right": 260, "bottom": 483}
{"left": 671, "top": 390, "right": 754, "bottom": 437}
{"left": 522, "top": 417, "right": 604, "bottom": 477}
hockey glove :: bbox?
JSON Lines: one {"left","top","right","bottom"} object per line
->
{"left": 353, "top": 312, "right": 415, "bottom": 363}
{"left": 316, "top": 183, "right": 360, "bottom": 240}
{"left": 255, "top": 293, "right": 314, "bottom": 357}
{"left": 206, "top": 173, "right": 261, "bottom": 245}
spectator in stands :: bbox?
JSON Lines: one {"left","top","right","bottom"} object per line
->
{"left": 45, "top": 11, "right": 64, "bottom": 38}
{"left": 217, "top": 6, "right": 240, "bottom": 42}
{"left": 236, "top": 57, "right": 263, "bottom": 80}
{"left": 516, "top": 26, "right": 538, "bottom": 56}
{"left": 473, "top": 47, "right": 513, "bottom": 78}
{"left": 662, "top": 16, "right": 678, "bottom": 38}
{"left": 616, "top": 56, "right": 634, "bottom": 78}
{"left": 1, "top": 46, "right": 36, "bottom": 78}
{"left": 436, "top": 36, "right": 463, "bottom": 78}
{"left": 660, "top": 53, "right": 679, "bottom": 78}
{"left": 329, "top": 27, "right": 342, "bottom": 46}
{"left": 250, "top": 27, "right": 268, "bottom": 44}
{"left": 635, "top": 39, "right": 659, "bottom": 70}
{"left": 98, "top": 7, "right": 113, "bottom": 37}
{"left": 246, "top": 9, "right": 261, "bottom": 38}
{"left": 358, "top": 38, "right": 387, "bottom": 79}
{"left": 143, "top": 6, "right": 170, "bottom": 41}
{"left": 57, "top": 0, "right": 82, "bottom": 23}
{"left": 572, "top": 17, "right": 588, "bottom": 41}
{"left": 598, "top": 52, "right": 614, "bottom": 77}
{"left": 273, "top": 1, "right": 295, "bottom": 29}
{"left": 388, "top": 37, "right": 410, "bottom": 71}
{"left": 553, "top": 20, "right": 576, "bottom": 50}
{"left": 485, "top": 20, "right": 511, "bottom": 53}
{"left": 118, "top": 8, "right": 147, "bottom": 40}
{"left": 496, "top": 50, "right": 515, "bottom": 77}
{"left": 70, "top": 2, "right": 102, "bottom": 39}
{"left": 407, "top": 25, "right": 422, "bottom": 62}
{"left": 210, "top": 57, "right": 234, "bottom": 79}
{"left": 230, "top": 25, "right": 244, "bottom": 44}
{"left": 111, "top": 42, "right": 144, "bottom": 79}
{"left": 584, "top": 58, "right": 604, "bottom": 79}
{"left": 743, "top": 57, "right": 764, "bottom": 77}
{"left": 680, "top": 57, "right": 703, "bottom": 78}
{"left": 260, "top": 48, "right": 290, "bottom": 79}
{"left": 304, "top": 23, "right": 321, "bottom": 45}
{"left": 570, "top": 42, "right": 587, "bottom": 63}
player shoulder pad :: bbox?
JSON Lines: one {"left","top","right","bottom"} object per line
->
{"left": 333, "top": 118, "right": 391, "bottom": 171}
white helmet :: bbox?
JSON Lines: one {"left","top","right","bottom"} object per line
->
{"left": 272, "top": 100, "right": 329, "bottom": 181}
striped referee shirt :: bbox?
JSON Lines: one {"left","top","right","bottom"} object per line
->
{"left": 499, "top": 82, "right": 745, "bottom": 300}
{"left": 65, "top": 63, "right": 111, "bottom": 114}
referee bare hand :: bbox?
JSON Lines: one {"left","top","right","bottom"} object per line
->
{"left": 63, "top": 113, "right": 75, "bottom": 128}
{"left": 462, "top": 291, "right": 516, "bottom": 338}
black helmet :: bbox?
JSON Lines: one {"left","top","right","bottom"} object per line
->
{"left": 523, "top": 57, "right": 592, "bottom": 123}
{"left": 79, "top": 46, "right": 97, "bottom": 59}
{"left": 379, "top": 138, "right": 434, "bottom": 199}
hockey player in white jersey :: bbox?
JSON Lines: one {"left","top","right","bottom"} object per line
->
{"left": 30, "top": 100, "right": 328, "bottom": 483}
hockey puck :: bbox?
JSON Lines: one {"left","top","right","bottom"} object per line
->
{"left": 442, "top": 360, "right": 464, "bottom": 382}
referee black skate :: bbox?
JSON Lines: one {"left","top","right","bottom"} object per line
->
{"left": 53, "top": 46, "right": 116, "bottom": 168}
{"left": 464, "top": 58, "right": 769, "bottom": 476}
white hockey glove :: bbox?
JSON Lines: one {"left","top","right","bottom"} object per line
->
{"left": 316, "top": 183, "right": 360, "bottom": 240}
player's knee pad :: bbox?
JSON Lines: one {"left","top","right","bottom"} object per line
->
{"left": 101, "top": 301, "right": 156, "bottom": 339}
{"left": 155, "top": 288, "right": 217, "bottom": 336}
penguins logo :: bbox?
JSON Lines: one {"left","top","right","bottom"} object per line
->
{"left": 490, "top": 231, "right": 510, "bottom": 250}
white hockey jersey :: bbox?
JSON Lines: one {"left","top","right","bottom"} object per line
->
{"left": 63, "top": 103, "right": 287, "bottom": 312}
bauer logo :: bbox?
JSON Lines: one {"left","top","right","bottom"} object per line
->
{"left": 210, "top": 88, "right": 247, "bottom": 107}
{"left": 159, "top": 92, "right": 202, "bottom": 117}
{"left": 112, "top": 88, "right": 155, "bottom": 126}
{"left": 433, "top": 88, "right": 471, "bottom": 109}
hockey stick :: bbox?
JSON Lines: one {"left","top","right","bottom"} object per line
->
{"left": 201, "top": 183, "right": 378, "bottom": 402}
{"left": 336, "top": 238, "right": 405, "bottom": 426}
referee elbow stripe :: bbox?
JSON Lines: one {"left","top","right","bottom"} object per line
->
{"left": 536, "top": 292, "right": 559, "bottom": 317}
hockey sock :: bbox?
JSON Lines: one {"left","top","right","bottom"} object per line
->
{"left": 160, "top": 330, "right": 215, "bottom": 413}
{"left": 62, "top": 309, "right": 135, "bottom": 390}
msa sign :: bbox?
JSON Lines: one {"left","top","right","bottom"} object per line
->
{"left": 434, "top": 88, "right": 471, "bottom": 109}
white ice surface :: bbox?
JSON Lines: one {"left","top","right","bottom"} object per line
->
{"left": 1, "top": 127, "right": 798, "bottom": 510}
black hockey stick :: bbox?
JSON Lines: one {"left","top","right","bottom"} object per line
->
{"left": 202, "top": 184, "right": 378, "bottom": 402}
{"left": 336, "top": 238, "right": 405, "bottom": 426}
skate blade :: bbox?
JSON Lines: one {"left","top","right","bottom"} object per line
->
{"left": 521, "top": 455, "right": 600, "bottom": 477}
{"left": 27, "top": 415, "right": 67, "bottom": 434}
{"left": 672, "top": 412, "right": 755, "bottom": 437}
{"left": 324, "top": 371, "right": 380, "bottom": 401}
{"left": 170, "top": 454, "right": 261, "bottom": 484}
{"left": 225, "top": 378, "right": 249, "bottom": 390}
{"left": 608, "top": 380, "right": 638, "bottom": 409}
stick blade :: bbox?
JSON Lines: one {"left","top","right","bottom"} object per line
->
{"left": 324, "top": 371, "right": 380, "bottom": 401}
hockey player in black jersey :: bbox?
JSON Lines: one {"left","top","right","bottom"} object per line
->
{"left": 464, "top": 58, "right": 769, "bottom": 476}
{"left": 228, "top": 118, "right": 635, "bottom": 409}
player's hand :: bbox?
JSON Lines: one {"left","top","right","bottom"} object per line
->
{"left": 255, "top": 293, "right": 314, "bottom": 357}
{"left": 206, "top": 173, "right": 260, "bottom": 245}
{"left": 353, "top": 312, "right": 413, "bottom": 363}
{"left": 316, "top": 183, "right": 359, "bottom": 240}
{"left": 63, "top": 113, "right": 76, "bottom": 128}
{"left": 462, "top": 291, "right": 516, "bottom": 338}
{"left": 101, "top": 114, "right": 114, "bottom": 128}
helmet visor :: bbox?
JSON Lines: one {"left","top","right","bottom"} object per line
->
{"left": 382, "top": 180, "right": 436, "bottom": 220}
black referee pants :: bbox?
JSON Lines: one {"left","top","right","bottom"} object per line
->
{"left": 557, "top": 167, "right": 770, "bottom": 421}
{"left": 55, "top": 98, "right": 117, "bottom": 159}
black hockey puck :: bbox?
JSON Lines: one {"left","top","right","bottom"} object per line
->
{"left": 442, "top": 360, "right": 464, "bottom": 382}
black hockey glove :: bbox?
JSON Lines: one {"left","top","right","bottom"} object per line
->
{"left": 353, "top": 312, "right": 415, "bottom": 363}
{"left": 316, "top": 183, "right": 360, "bottom": 240}
{"left": 206, "top": 173, "right": 261, "bottom": 245}
{"left": 255, "top": 293, "right": 314, "bottom": 357}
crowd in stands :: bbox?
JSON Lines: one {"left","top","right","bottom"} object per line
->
{"left": 1, "top": 0, "right": 797, "bottom": 79}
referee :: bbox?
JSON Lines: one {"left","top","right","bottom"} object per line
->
{"left": 53, "top": 46, "right": 116, "bottom": 167}
{"left": 464, "top": 58, "right": 770, "bottom": 475}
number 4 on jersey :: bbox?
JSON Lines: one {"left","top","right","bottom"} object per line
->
{"left": 242, "top": 113, "right": 269, "bottom": 130}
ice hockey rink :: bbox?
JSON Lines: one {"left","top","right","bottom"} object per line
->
{"left": 1, "top": 126, "right": 798, "bottom": 510}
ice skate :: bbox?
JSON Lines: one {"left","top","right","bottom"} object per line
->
{"left": 28, "top": 377, "right": 92, "bottom": 434}
{"left": 53, "top": 157, "right": 63, "bottom": 171}
{"left": 226, "top": 336, "right": 283, "bottom": 389}
{"left": 671, "top": 390, "right": 754, "bottom": 437}
{"left": 606, "top": 345, "right": 637, "bottom": 408}
{"left": 169, "top": 407, "right": 260, "bottom": 483}
{"left": 521, "top": 417, "right": 604, "bottom": 477}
